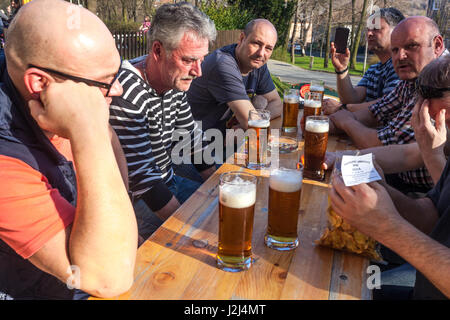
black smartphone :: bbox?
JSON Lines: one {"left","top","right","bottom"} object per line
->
{"left": 334, "top": 27, "right": 350, "bottom": 54}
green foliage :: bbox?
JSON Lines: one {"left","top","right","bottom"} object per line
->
{"left": 230, "top": 0, "right": 296, "bottom": 48}
{"left": 270, "top": 46, "right": 290, "bottom": 63}
{"left": 200, "top": 2, "right": 251, "bottom": 30}
{"left": 271, "top": 75, "right": 292, "bottom": 97}
{"left": 104, "top": 20, "right": 141, "bottom": 33}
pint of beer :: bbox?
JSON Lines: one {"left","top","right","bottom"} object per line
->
{"left": 265, "top": 167, "right": 303, "bottom": 250}
{"left": 310, "top": 80, "right": 325, "bottom": 103}
{"left": 217, "top": 172, "right": 257, "bottom": 272}
{"left": 282, "top": 89, "right": 300, "bottom": 133}
{"left": 246, "top": 110, "right": 271, "bottom": 170}
{"left": 303, "top": 116, "right": 329, "bottom": 180}
{"left": 301, "top": 91, "right": 322, "bottom": 135}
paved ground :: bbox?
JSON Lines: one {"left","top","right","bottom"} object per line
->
{"left": 267, "top": 59, "right": 362, "bottom": 90}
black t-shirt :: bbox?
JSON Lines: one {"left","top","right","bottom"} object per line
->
{"left": 187, "top": 44, "right": 275, "bottom": 134}
{"left": 413, "top": 158, "right": 450, "bottom": 299}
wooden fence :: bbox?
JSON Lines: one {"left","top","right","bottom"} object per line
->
{"left": 113, "top": 32, "right": 148, "bottom": 60}
{"left": 113, "top": 30, "right": 242, "bottom": 60}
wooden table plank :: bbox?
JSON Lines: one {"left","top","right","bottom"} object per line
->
{"left": 94, "top": 109, "right": 372, "bottom": 300}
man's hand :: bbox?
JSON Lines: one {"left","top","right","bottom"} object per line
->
{"left": 329, "top": 109, "right": 357, "bottom": 132}
{"left": 330, "top": 42, "right": 350, "bottom": 73}
{"left": 322, "top": 151, "right": 336, "bottom": 171}
{"left": 329, "top": 173, "right": 403, "bottom": 240}
{"left": 323, "top": 98, "right": 342, "bottom": 115}
{"left": 28, "top": 81, "right": 109, "bottom": 139}
{"left": 412, "top": 98, "right": 447, "bottom": 158}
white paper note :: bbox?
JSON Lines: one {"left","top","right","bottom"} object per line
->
{"left": 341, "top": 153, "right": 382, "bottom": 186}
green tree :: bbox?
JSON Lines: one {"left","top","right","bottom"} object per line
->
{"left": 349, "top": 0, "right": 369, "bottom": 70}
{"left": 323, "top": 0, "right": 332, "bottom": 68}
{"left": 229, "top": 0, "right": 297, "bottom": 48}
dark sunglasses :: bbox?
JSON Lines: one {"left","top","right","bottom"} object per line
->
{"left": 28, "top": 61, "right": 122, "bottom": 97}
{"left": 417, "top": 84, "right": 450, "bottom": 99}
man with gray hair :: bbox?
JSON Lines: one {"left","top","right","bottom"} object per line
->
{"left": 109, "top": 2, "right": 217, "bottom": 240}
{"left": 323, "top": 7, "right": 405, "bottom": 114}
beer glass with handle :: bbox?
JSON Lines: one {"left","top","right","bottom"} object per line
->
{"left": 303, "top": 116, "right": 329, "bottom": 180}
{"left": 265, "top": 166, "right": 303, "bottom": 250}
{"left": 301, "top": 91, "right": 322, "bottom": 136}
{"left": 246, "top": 109, "right": 271, "bottom": 170}
{"left": 217, "top": 171, "right": 257, "bottom": 272}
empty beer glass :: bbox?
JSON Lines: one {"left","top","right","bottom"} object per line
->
{"left": 217, "top": 171, "right": 257, "bottom": 272}
{"left": 310, "top": 80, "right": 325, "bottom": 103}
{"left": 303, "top": 116, "right": 329, "bottom": 180}
{"left": 265, "top": 166, "right": 303, "bottom": 250}
{"left": 246, "top": 109, "right": 271, "bottom": 170}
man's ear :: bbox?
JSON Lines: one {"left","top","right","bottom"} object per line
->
{"left": 23, "top": 68, "right": 51, "bottom": 100}
{"left": 433, "top": 34, "right": 444, "bottom": 57}
{"left": 151, "top": 40, "right": 164, "bottom": 61}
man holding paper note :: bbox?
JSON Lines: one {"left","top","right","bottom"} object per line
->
{"left": 329, "top": 56, "right": 450, "bottom": 300}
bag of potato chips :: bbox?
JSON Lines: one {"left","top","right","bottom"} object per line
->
{"left": 315, "top": 151, "right": 384, "bottom": 262}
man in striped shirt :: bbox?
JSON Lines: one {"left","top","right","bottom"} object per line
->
{"left": 329, "top": 16, "right": 446, "bottom": 193}
{"left": 110, "top": 3, "right": 217, "bottom": 240}
{"left": 323, "top": 8, "right": 404, "bottom": 115}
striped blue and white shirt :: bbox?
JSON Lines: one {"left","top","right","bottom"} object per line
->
{"left": 110, "top": 61, "right": 212, "bottom": 211}
{"left": 357, "top": 58, "right": 399, "bottom": 102}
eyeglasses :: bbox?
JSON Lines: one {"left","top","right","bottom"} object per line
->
{"left": 417, "top": 84, "right": 450, "bottom": 99}
{"left": 28, "top": 60, "right": 122, "bottom": 97}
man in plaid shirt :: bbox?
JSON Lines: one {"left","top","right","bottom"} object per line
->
{"left": 329, "top": 16, "right": 446, "bottom": 192}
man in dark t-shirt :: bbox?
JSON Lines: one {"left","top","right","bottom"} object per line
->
{"left": 187, "top": 19, "right": 282, "bottom": 135}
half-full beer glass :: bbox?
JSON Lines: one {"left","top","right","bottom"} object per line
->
{"left": 265, "top": 167, "right": 303, "bottom": 250}
{"left": 310, "top": 80, "right": 325, "bottom": 103}
{"left": 217, "top": 172, "right": 257, "bottom": 272}
{"left": 303, "top": 116, "right": 329, "bottom": 180}
{"left": 301, "top": 91, "right": 322, "bottom": 135}
{"left": 282, "top": 89, "right": 300, "bottom": 133}
{"left": 246, "top": 110, "right": 270, "bottom": 170}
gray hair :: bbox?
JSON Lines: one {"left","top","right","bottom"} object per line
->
{"left": 148, "top": 2, "right": 216, "bottom": 52}
{"left": 370, "top": 7, "right": 405, "bottom": 28}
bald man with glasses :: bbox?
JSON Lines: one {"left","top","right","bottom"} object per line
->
{"left": 0, "top": 0, "right": 137, "bottom": 300}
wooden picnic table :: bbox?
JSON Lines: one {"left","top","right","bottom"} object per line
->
{"left": 93, "top": 108, "right": 372, "bottom": 300}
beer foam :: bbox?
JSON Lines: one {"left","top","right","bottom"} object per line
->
{"left": 305, "top": 120, "right": 329, "bottom": 133}
{"left": 304, "top": 100, "right": 321, "bottom": 108}
{"left": 284, "top": 95, "right": 299, "bottom": 104}
{"left": 248, "top": 119, "right": 270, "bottom": 128}
{"left": 220, "top": 178, "right": 256, "bottom": 209}
{"left": 270, "top": 169, "right": 302, "bottom": 193}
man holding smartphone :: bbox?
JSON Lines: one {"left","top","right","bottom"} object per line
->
{"left": 323, "top": 7, "right": 404, "bottom": 115}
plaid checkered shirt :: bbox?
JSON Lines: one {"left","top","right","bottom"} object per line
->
{"left": 368, "top": 80, "right": 434, "bottom": 190}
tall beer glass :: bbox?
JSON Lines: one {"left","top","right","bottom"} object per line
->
{"left": 265, "top": 167, "right": 303, "bottom": 250}
{"left": 282, "top": 89, "right": 300, "bottom": 133}
{"left": 246, "top": 110, "right": 270, "bottom": 170}
{"left": 217, "top": 171, "right": 257, "bottom": 272}
{"left": 301, "top": 91, "right": 322, "bottom": 135}
{"left": 303, "top": 116, "right": 329, "bottom": 180}
{"left": 310, "top": 80, "right": 325, "bottom": 103}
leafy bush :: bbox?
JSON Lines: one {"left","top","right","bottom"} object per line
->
{"left": 200, "top": 2, "right": 252, "bottom": 30}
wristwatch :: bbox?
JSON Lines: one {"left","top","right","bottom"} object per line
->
{"left": 340, "top": 103, "right": 348, "bottom": 110}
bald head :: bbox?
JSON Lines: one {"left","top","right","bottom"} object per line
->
{"left": 390, "top": 16, "right": 445, "bottom": 81}
{"left": 243, "top": 19, "right": 277, "bottom": 39}
{"left": 5, "top": 0, "right": 119, "bottom": 81}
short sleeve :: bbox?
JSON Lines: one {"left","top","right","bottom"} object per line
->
{"left": 206, "top": 56, "right": 250, "bottom": 104}
{"left": 0, "top": 156, "right": 75, "bottom": 259}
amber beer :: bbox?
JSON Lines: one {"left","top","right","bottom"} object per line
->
{"left": 265, "top": 167, "right": 303, "bottom": 250}
{"left": 282, "top": 89, "right": 300, "bottom": 133}
{"left": 217, "top": 172, "right": 257, "bottom": 272}
{"left": 304, "top": 116, "right": 329, "bottom": 180}
{"left": 246, "top": 110, "right": 270, "bottom": 170}
{"left": 300, "top": 93, "right": 322, "bottom": 134}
